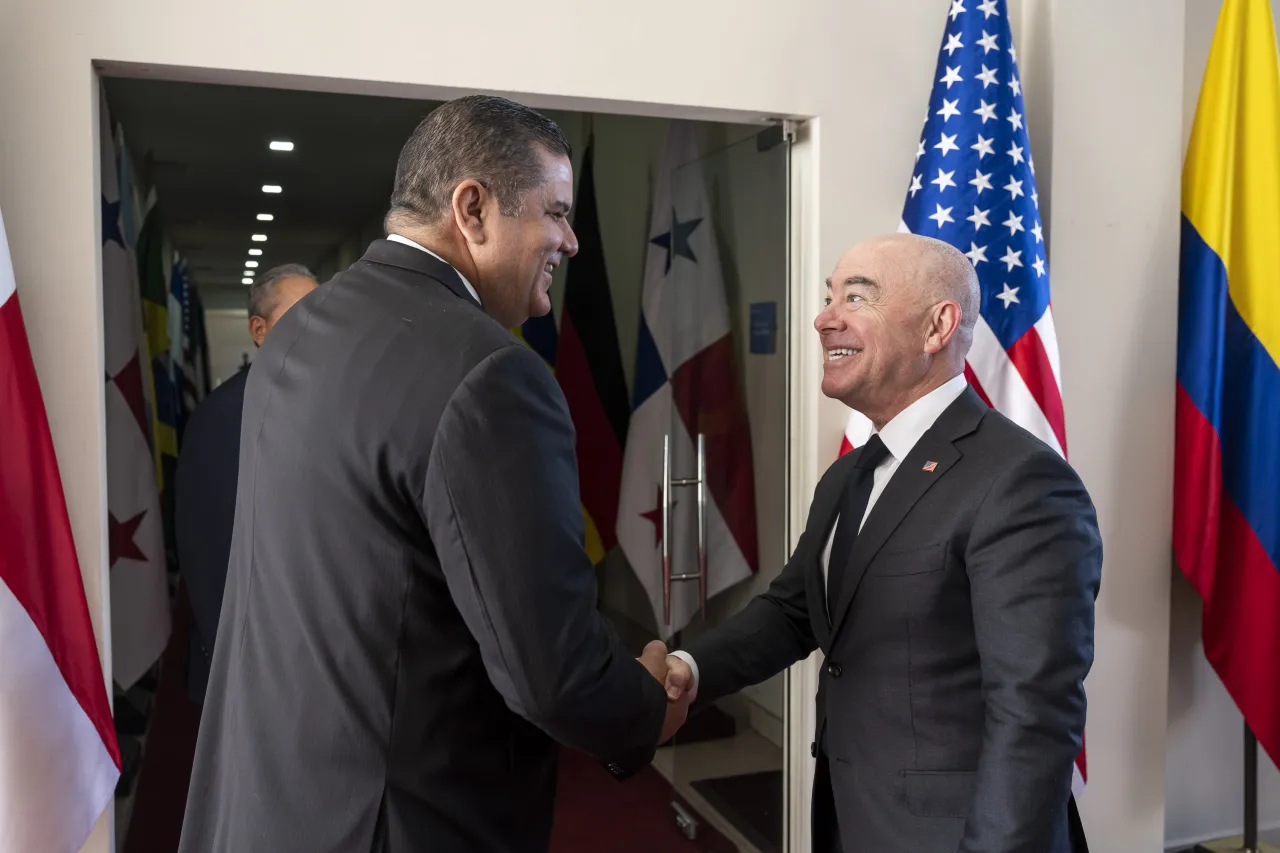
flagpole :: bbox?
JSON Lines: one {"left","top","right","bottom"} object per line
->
{"left": 1244, "top": 722, "right": 1258, "bottom": 853}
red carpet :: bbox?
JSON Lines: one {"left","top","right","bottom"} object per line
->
{"left": 122, "top": 588, "right": 203, "bottom": 853}
{"left": 551, "top": 748, "right": 734, "bottom": 853}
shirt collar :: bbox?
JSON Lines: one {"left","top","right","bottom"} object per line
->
{"left": 386, "top": 233, "right": 481, "bottom": 306}
{"left": 874, "top": 373, "right": 969, "bottom": 463}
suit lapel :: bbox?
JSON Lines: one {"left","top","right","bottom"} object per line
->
{"left": 827, "top": 387, "right": 988, "bottom": 641}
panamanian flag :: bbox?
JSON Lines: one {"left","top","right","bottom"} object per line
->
{"left": 840, "top": 0, "right": 1085, "bottom": 794}
{"left": 616, "top": 122, "right": 758, "bottom": 639}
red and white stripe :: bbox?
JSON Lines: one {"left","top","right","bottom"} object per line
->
{"left": 0, "top": 207, "right": 121, "bottom": 851}
{"left": 841, "top": 226, "right": 1085, "bottom": 795}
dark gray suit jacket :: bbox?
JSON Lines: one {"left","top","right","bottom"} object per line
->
{"left": 684, "top": 388, "right": 1101, "bottom": 853}
{"left": 174, "top": 364, "right": 249, "bottom": 703}
{"left": 178, "top": 240, "right": 667, "bottom": 853}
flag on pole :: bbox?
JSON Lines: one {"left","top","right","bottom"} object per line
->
{"left": 1175, "top": 0, "right": 1280, "bottom": 764}
{"left": 616, "top": 121, "right": 758, "bottom": 638}
{"left": 101, "top": 91, "right": 171, "bottom": 690}
{"left": 555, "top": 137, "right": 630, "bottom": 565}
{"left": 0, "top": 204, "right": 122, "bottom": 853}
{"left": 840, "top": 0, "right": 1086, "bottom": 793}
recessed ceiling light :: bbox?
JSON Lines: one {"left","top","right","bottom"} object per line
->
{"left": 262, "top": 185, "right": 282, "bottom": 194}
{"left": 257, "top": 213, "right": 274, "bottom": 221}
{"left": 251, "top": 234, "right": 268, "bottom": 242}
{"left": 245, "top": 261, "right": 259, "bottom": 269}
{"left": 248, "top": 248, "right": 263, "bottom": 256}
{"left": 269, "top": 140, "right": 294, "bottom": 152}
{"left": 242, "top": 277, "right": 254, "bottom": 285}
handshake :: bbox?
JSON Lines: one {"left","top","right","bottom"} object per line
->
{"left": 635, "top": 640, "right": 698, "bottom": 745}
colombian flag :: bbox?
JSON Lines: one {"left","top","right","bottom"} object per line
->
{"left": 1175, "top": 0, "right": 1280, "bottom": 764}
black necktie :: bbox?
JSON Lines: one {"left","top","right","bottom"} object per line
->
{"left": 827, "top": 434, "right": 890, "bottom": 612}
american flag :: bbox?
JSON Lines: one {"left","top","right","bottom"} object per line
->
{"left": 839, "top": 0, "right": 1084, "bottom": 795}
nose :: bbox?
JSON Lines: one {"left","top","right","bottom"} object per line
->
{"left": 561, "top": 220, "right": 579, "bottom": 258}
{"left": 814, "top": 301, "right": 843, "bottom": 335}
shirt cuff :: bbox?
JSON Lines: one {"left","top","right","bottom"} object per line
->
{"left": 668, "top": 650, "right": 700, "bottom": 699}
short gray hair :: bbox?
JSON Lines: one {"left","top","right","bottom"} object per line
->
{"left": 249, "top": 263, "right": 316, "bottom": 319}
{"left": 384, "top": 95, "right": 572, "bottom": 232}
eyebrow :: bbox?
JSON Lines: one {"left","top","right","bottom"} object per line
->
{"left": 825, "top": 275, "right": 881, "bottom": 294}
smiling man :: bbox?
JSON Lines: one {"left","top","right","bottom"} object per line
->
{"left": 664, "top": 233, "right": 1101, "bottom": 853}
{"left": 178, "top": 95, "right": 685, "bottom": 853}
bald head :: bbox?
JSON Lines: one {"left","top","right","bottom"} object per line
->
{"left": 816, "top": 232, "right": 979, "bottom": 427}
{"left": 851, "top": 233, "right": 980, "bottom": 345}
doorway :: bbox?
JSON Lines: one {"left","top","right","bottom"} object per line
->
{"left": 98, "top": 71, "right": 798, "bottom": 853}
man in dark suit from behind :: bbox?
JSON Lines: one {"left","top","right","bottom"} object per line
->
{"left": 664, "top": 234, "right": 1101, "bottom": 853}
{"left": 178, "top": 96, "right": 685, "bottom": 853}
{"left": 174, "top": 263, "right": 317, "bottom": 703}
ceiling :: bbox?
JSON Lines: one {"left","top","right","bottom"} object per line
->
{"left": 102, "top": 77, "right": 444, "bottom": 309}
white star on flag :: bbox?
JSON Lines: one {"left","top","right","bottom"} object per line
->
{"left": 1032, "top": 222, "right": 1044, "bottom": 243}
{"left": 941, "top": 65, "right": 965, "bottom": 88}
{"left": 935, "top": 132, "right": 960, "bottom": 156}
{"left": 1032, "top": 188, "right": 1039, "bottom": 207}
{"left": 972, "top": 135, "right": 995, "bottom": 158}
{"left": 1000, "top": 246, "right": 1023, "bottom": 271}
{"left": 995, "top": 282, "right": 1020, "bottom": 306}
{"left": 1005, "top": 176, "right": 1024, "bottom": 199}
{"left": 910, "top": 174, "right": 923, "bottom": 197}
{"left": 966, "top": 242, "right": 989, "bottom": 266}
{"left": 1007, "top": 109, "right": 1024, "bottom": 131}
{"left": 1009, "top": 43, "right": 1018, "bottom": 62}
{"left": 1007, "top": 143, "right": 1025, "bottom": 165}
{"left": 950, "top": 0, "right": 967, "bottom": 20}
{"left": 978, "top": 0, "right": 1000, "bottom": 17}
{"left": 974, "top": 100, "right": 998, "bottom": 123}
{"left": 929, "top": 204, "right": 955, "bottom": 228}
{"left": 1009, "top": 75, "right": 1022, "bottom": 97}
{"left": 967, "top": 206, "right": 992, "bottom": 231}
{"left": 1033, "top": 255, "right": 1046, "bottom": 277}
{"left": 978, "top": 30, "right": 999, "bottom": 53}
{"left": 977, "top": 65, "right": 999, "bottom": 88}
{"left": 944, "top": 32, "right": 965, "bottom": 55}
{"left": 933, "top": 168, "right": 958, "bottom": 191}
{"left": 938, "top": 98, "right": 962, "bottom": 121}
{"left": 970, "top": 169, "right": 994, "bottom": 194}
{"left": 916, "top": 139, "right": 926, "bottom": 162}
{"left": 1003, "top": 212, "right": 1025, "bottom": 236}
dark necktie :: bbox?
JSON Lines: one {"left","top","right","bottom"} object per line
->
{"left": 827, "top": 434, "right": 890, "bottom": 612}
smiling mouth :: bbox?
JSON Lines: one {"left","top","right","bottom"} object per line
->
{"left": 826, "top": 347, "right": 861, "bottom": 362}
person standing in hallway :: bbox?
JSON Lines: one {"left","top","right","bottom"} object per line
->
{"left": 174, "top": 263, "right": 318, "bottom": 703}
{"left": 664, "top": 233, "right": 1100, "bottom": 853}
{"left": 178, "top": 95, "right": 685, "bottom": 853}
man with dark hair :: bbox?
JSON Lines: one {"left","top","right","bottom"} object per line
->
{"left": 179, "top": 96, "right": 683, "bottom": 853}
{"left": 174, "top": 263, "right": 317, "bottom": 703}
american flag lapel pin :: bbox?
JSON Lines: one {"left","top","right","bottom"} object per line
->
{"left": 922, "top": 461, "right": 938, "bottom": 473}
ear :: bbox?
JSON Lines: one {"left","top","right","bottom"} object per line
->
{"left": 451, "top": 180, "right": 490, "bottom": 246}
{"left": 249, "top": 315, "right": 268, "bottom": 347}
{"left": 923, "top": 300, "right": 963, "bottom": 355}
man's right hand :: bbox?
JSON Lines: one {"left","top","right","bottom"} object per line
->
{"left": 638, "top": 640, "right": 691, "bottom": 745}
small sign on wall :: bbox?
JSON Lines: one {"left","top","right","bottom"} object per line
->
{"left": 749, "top": 302, "right": 777, "bottom": 355}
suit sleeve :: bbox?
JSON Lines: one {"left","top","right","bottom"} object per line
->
{"left": 422, "top": 345, "right": 666, "bottom": 774}
{"left": 959, "top": 447, "right": 1102, "bottom": 853}
{"left": 679, "top": 464, "right": 844, "bottom": 706}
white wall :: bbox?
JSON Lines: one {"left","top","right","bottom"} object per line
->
{"left": 203, "top": 309, "right": 255, "bottom": 389}
{"left": 1163, "top": 1, "right": 1280, "bottom": 846}
{"left": 0, "top": 1, "right": 1186, "bottom": 850}
{"left": 1048, "top": 0, "right": 1186, "bottom": 847}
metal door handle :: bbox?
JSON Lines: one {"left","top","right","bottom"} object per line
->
{"left": 661, "top": 433, "right": 708, "bottom": 627}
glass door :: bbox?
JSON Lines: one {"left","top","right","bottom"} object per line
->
{"left": 656, "top": 120, "right": 793, "bottom": 853}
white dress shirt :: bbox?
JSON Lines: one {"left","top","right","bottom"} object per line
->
{"left": 386, "top": 233, "right": 482, "bottom": 306}
{"left": 671, "top": 373, "right": 969, "bottom": 696}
